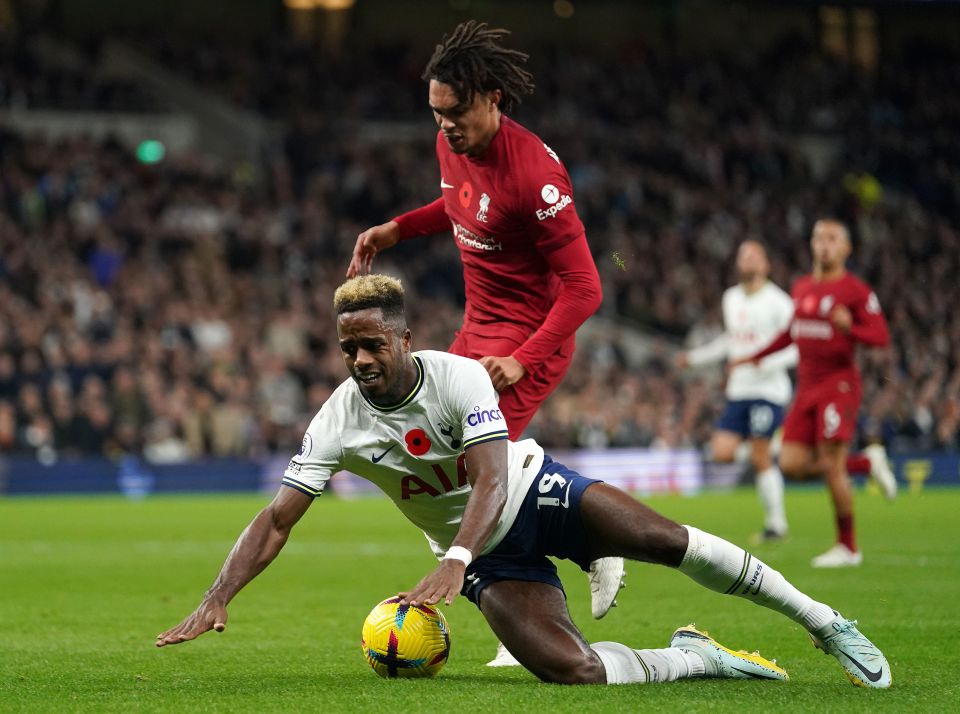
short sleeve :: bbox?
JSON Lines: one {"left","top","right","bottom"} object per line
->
{"left": 282, "top": 405, "right": 343, "bottom": 498}
{"left": 519, "top": 143, "right": 585, "bottom": 254}
{"left": 448, "top": 358, "right": 510, "bottom": 449}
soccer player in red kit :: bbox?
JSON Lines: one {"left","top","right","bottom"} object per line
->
{"left": 346, "top": 21, "right": 622, "bottom": 663}
{"left": 737, "top": 219, "right": 896, "bottom": 568}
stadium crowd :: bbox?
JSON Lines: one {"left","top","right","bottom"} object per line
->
{"left": 1, "top": 32, "right": 958, "bottom": 461}
{"left": 0, "top": 33, "right": 160, "bottom": 112}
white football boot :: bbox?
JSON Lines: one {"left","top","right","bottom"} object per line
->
{"left": 864, "top": 444, "right": 897, "bottom": 501}
{"left": 670, "top": 625, "right": 788, "bottom": 680}
{"left": 810, "top": 612, "right": 892, "bottom": 688}
{"left": 589, "top": 557, "right": 626, "bottom": 619}
{"left": 811, "top": 543, "right": 863, "bottom": 568}
{"left": 486, "top": 641, "right": 521, "bottom": 668}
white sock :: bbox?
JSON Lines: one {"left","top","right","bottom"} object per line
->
{"left": 591, "top": 641, "right": 704, "bottom": 684}
{"left": 678, "top": 525, "right": 835, "bottom": 632}
{"left": 756, "top": 466, "right": 787, "bottom": 533}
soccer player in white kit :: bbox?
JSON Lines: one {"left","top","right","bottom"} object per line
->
{"left": 156, "top": 275, "right": 891, "bottom": 689}
{"left": 677, "top": 241, "right": 797, "bottom": 541}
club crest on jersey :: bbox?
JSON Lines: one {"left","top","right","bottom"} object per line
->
{"left": 818, "top": 295, "right": 835, "bottom": 316}
{"left": 476, "top": 193, "right": 490, "bottom": 223}
{"left": 438, "top": 423, "right": 462, "bottom": 450}
{"left": 404, "top": 428, "right": 431, "bottom": 456}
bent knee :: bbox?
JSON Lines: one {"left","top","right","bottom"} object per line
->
{"left": 710, "top": 435, "right": 740, "bottom": 463}
{"left": 712, "top": 448, "right": 737, "bottom": 464}
{"left": 779, "top": 454, "right": 813, "bottom": 479}
{"left": 536, "top": 654, "right": 606, "bottom": 685}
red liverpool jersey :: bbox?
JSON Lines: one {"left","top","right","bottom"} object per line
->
{"left": 753, "top": 272, "right": 889, "bottom": 387}
{"left": 396, "top": 116, "right": 587, "bottom": 332}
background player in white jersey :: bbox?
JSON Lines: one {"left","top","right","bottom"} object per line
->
{"left": 677, "top": 241, "right": 797, "bottom": 542}
{"left": 156, "top": 275, "right": 891, "bottom": 690}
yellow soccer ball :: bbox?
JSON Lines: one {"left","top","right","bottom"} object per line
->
{"left": 361, "top": 596, "right": 451, "bottom": 678}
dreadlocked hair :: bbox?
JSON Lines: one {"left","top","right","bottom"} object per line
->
{"left": 422, "top": 20, "right": 535, "bottom": 114}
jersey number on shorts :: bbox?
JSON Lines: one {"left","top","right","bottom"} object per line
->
{"left": 537, "top": 471, "right": 571, "bottom": 510}
{"left": 750, "top": 404, "right": 774, "bottom": 434}
{"left": 823, "top": 403, "right": 841, "bottom": 440}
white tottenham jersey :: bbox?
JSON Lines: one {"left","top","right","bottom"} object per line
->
{"left": 687, "top": 281, "right": 798, "bottom": 405}
{"left": 282, "top": 350, "right": 544, "bottom": 559}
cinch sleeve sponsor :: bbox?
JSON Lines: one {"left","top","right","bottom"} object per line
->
{"left": 281, "top": 404, "right": 343, "bottom": 498}
{"left": 451, "top": 358, "right": 509, "bottom": 449}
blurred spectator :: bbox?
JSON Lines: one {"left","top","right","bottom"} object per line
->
{"left": 0, "top": 32, "right": 957, "bottom": 458}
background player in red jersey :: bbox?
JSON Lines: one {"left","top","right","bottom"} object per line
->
{"left": 736, "top": 219, "right": 896, "bottom": 568}
{"left": 345, "top": 21, "right": 621, "bottom": 664}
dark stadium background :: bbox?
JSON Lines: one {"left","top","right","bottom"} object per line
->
{"left": 1, "top": 0, "right": 958, "bottom": 494}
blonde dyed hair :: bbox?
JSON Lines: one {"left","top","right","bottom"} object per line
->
{"left": 334, "top": 274, "right": 406, "bottom": 322}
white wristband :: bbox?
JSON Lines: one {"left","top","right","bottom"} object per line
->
{"left": 442, "top": 546, "right": 473, "bottom": 567}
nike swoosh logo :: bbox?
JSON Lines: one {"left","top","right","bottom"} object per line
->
{"left": 841, "top": 652, "right": 884, "bottom": 682}
{"left": 371, "top": 443, "right": 398, "bottom": 463}
{"left": 749, "top": 571, "right": 764, "bottom": 595}
{"left": 731, "top": 666, "right": 777, "bottom": 679}
{"left": 440, "top": 179, "right": 454, "bottom": 189}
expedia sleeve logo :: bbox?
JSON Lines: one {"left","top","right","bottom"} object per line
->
{"left": 536, "top": 183, "right": 573, "bottom": 221}
{"left": 466, "top": 405, "right": 504, "bottom": 427}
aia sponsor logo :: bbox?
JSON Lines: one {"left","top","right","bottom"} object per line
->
{"left": 400, "top": 455, "right": 469, "bottom": 500}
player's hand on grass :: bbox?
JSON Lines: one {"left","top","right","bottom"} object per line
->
{"left": 398, "top": 559, "right": 465, "bottom": 607}
{"left": 478, "top": 355, "right": 525, "bottom": 391}
{"left": 347, "top": 222, "right": 401, "bottom": 278}
{"left": 830, "top": 304, "right": 853, "bottom": 333}
{"left": 155, "top": 599, "right": 227, "bottom": 647}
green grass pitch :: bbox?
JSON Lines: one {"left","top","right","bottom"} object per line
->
{"left": 2, "top": 486, "right": 958, "bottom": 712}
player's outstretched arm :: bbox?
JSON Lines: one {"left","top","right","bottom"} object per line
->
{"left": 732, "top": 328, "right": 794, "bottom": 368}
{"left": 346, "top": 221, "right": 401, "bottom": 278}
{"left": 400, "top": 439, "right": 508, "bottom": 607}
{"left": 155, "top": 487, "right": 313, "bottom": 647}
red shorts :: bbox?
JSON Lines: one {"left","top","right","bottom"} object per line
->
{"left": 782, "top": 376, "right": 861, "bottom": 446}
{"left": 448, "top": 323, "right": 574, "bottom": 440}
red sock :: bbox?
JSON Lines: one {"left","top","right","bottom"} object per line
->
{"left": 836, "top": 514, "right": 857, "bottom": 552}
{"left": 846, "top": 453, "right": 870, "bottom": 475}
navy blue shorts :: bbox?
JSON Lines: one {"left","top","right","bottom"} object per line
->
{"left": 716, "top": 399, "right": 785, "bottom": 439}
{"left": 460, "top": 455, "right": 602, "bottom": 608}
